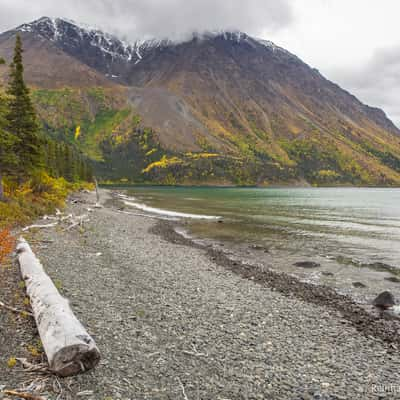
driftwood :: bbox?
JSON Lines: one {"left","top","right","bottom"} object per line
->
{"left": 63, "top": 214, "right": 89, "bottom": 231}
{"left": 16, "top": 357, "right": 50, "bottom": 373}
{"left": 21, "top": 213, "right": 90, "bottom": 233}
{"left": 94, "top": 178, "right": 100, "bottom": 203}
{"left": 22, "top": 223, "right": 58, "bottom": 232}
{"left": 16, "top": 238, "right": 100, "bottom": 377}
{"left": 177, "top": 378, "right": 189, "bottom": 400}
{"left": 4, "top": 390, "right": 46, "bottom": 400}
{"left": 93, "top": 178, "right": 102, "bottom": 208}
{"left": 0, "top": 300, "right": 33, "bottom": 317}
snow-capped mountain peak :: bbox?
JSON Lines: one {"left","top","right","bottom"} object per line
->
{"left": 16, "top": 18, "right": 290, "bottom": 61}
{"left": 12, "top": 17, "right": 296, "bottom": 81}
{"left": 17, "top": 17, "right": 137, "bottom": 62}
{"left": 16, "top": 17, "right": 178, "bottom": 68}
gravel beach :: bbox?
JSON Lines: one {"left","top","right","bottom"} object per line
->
{"left": 2, "top": 189, "right": 400, "bottom": 399}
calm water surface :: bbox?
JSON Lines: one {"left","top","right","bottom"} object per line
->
{"left": 121, "top": 186, "right": 400, "bottom": 300}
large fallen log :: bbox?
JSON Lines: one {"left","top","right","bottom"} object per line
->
{"left": 16, "top": 238, "right": 100, "bottom": 377}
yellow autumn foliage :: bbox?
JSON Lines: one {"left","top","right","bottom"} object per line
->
{"left": 0, "top": 172, "right": 93, "bottom": 229}
{"left": 186, "top": 152, "right": 219, "bottom": 159}
{"left": 142, "top": 155, "right": 183, "bottom": 174}
{"left": 7, "top": 357, "right": 17, "bottom": 368}
{"left": 74, "top": 125, "right": 81, "bottom": 140}
{"left": 145, "top": 148, "right": 157, "bottom": 157}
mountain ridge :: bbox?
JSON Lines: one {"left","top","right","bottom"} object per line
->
{"left": 1, "top": 17, "right": 400, "bottom": 186}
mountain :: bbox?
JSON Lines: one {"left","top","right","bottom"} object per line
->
{"left": 1, "top": 17, "right": 400, "bottom": 185}
{"left": 0, "top": 18, "right": 117, "bottom": 89}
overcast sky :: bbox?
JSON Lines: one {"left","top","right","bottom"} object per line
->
{"left": 0, "top": 0, "right": 399, "bottom": 125}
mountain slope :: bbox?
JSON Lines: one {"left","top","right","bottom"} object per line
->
{"left": 127, "top": 32, "right": 400, "bottom": 144}
{"left": 0, "top": 25, "right": 116, "bottom": 89}
{"left": 1, "top": 18, "right": 400, "bottom": 185}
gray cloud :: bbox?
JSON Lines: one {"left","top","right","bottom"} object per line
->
{"left": 327, "top": 45, "right": 400, "bottom": 126}
{"left": 0, "top": 0, "right": 293, "bottom": 41}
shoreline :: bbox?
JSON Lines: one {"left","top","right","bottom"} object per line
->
{"left": 2, "top": 188, "right": 400, "bottom": 399}
{"left": 115, "top": 186, "right": 400, "bottom": 302}
{"left": 151, "top": 219, "right": 400, "bottom": 348}
{"left": 109, "top": 189, "right": 400, "bottom": 347}
{"left": 102, "top": 183, "right": 400, "bottom": 189}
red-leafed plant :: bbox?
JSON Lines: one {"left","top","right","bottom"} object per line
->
{"left": 0, "top": 228, "right": 15, "bottom": 265}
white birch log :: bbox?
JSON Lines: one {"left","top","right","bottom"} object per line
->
{"left": 16, "top": 237, "right": 100, "bottom": 377}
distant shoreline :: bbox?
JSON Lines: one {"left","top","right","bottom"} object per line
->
{"left": 102, "top": 183, "right": 400, "bottom": 189}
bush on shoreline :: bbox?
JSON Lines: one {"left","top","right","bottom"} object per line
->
{"left": 0, "top": 171, "right": 93, "bottom": 230}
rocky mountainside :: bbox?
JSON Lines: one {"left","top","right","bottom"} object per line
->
{"left": 9, "top": 17, "right": 171, "bottom": 83}
{"left": 1, "top": 17, "right": 400, "bottom": 185}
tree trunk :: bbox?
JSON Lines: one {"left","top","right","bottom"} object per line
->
{"left": 94, "top": 177, "right": 100, "bottom": 203}
{"left": 0, "top": 171, "right": 4, "bottom": 201}
{"left": 16, "top": 237, "right": 100, "bottom": 376}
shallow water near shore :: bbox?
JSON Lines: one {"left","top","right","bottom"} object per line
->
{"left": 119, "top": 186, "right": 400, "bottom": 303}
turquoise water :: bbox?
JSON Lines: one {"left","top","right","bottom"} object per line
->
{"left": 121, "top": 186, "right": 400, "bottom": 297}
{"left": 123, "top": 187, "right": 399, "bottom": 267}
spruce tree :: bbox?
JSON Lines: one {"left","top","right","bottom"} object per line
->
{"left": 0, "top": 57, "right": 19, "bottom": 200}
{"left": 44, "top": 139, "right": 57, "bottom": 178}
{"left": 63, "top": 144, "right": 76, "bottom": 182}
{"left": 57, "top": 143, "right": 67, "bottom": 178}
{"left": 6, "top": 35, "right": 43, "bottom": 179}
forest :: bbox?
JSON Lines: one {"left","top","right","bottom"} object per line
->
{"left": 0, "top": 35, "right": 93, "bottom": 229}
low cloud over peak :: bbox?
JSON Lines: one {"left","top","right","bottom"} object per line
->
{"left": 0, "top": 0, "right": 293, "bottom": 41}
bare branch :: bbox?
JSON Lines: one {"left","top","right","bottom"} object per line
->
{"left": 176, "top": 377, "right": 189, "bottom": 400}
{"left": 0, "top": 300, "right": 33, "bottom": 317}
{"left": 3, "top": 390, "right": 46, "bottom": 400}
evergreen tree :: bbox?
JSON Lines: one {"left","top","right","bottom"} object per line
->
{"left": 0, "top": 47, "right": 93, "bottom": 198}
{"left": 63, "top": 144, "right": 73, "bottom": 181}
{"left": 44, "top": 139, "right": 57, "bottom": 177}
{"left": 78, "top": 157, "right": 86, "bottom": 182}
{"left": 0, "top": 57, "right": 19, "bottom": 200}
{"left": 6, "top": 35, "right": 43, "bottom": 179}
{"left": 55, "top": 143, "right": 65, "bottom": 178}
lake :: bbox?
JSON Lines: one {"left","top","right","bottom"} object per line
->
{"left": 120, "top": 186, "right": 400, "bottom": 302}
